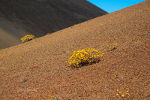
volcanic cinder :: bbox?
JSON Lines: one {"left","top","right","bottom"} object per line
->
{"left": 0, "top": 0, "right": 150, "bottom": 100}
{"left": 0, "top": 0, "right": 106, "bottom": 49}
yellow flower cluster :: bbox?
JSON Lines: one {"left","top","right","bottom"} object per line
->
{"left": 116, "top": 89, "right": 130, "bottom": 98}
{"left": 66, "top": 48, "right": 104, "bottom": 67}
{"left": 40, "top": 94, "right": 60, "bottom": 100}
{"left": 20, "top": 34, "right": 35, "bottom": 42}
{"left": 112, "top": 43, "right": 118, "bottom": 46}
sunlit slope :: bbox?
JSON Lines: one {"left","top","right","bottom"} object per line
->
{"left": 0, "top": 0, "right": 150, "bottom": 99}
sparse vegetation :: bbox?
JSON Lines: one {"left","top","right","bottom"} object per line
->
{"left": 66, "top": 48, "right": 104, "bottom": 68}
{"left": 42, "top": 95, "right": 60, "bottom": 100}
{"left": 107, "top": 42, "right": 118, "bottom": 51}
{"left": 116, "top": 89, "right": 130, "bottom": 98}
{"left": 114, "top": 72, "right": 118, "bottom": 78}
{"left": 20, "top": 34, "right": 35, "bottom": 43}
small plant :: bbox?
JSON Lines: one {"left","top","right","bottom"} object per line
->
{"left": 66, "top": 48, "right": 104, "bottom": 67}
{"left": 106, "top": 42, "right": 118, "bottom": 51}
{"left": 20, "top": 34, "right": 35, "bottom": 43}
{"left": 40, "top": 94, "right": 60, "bottom": 100}
{"left": 114, "top": 72, "right": 118, "bottom": 78}
{"left": 116, "top": 89, "right": 130, "bottom": 98}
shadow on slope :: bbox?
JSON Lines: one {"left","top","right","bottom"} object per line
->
{"left": 0, "top": 0, "right": 107, "bottom": 49}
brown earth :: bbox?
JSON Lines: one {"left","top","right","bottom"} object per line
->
{"left": 0, "top": 17, "right": 24, "bottom": 49}
{"left": 0, "top": 28, "right": 20, "bottom": 49}
{"left": 0, "top": 0, "right": 150, "bottom": 100}
{"left": 0, "top": 0, "right": 106, "bottom": 49}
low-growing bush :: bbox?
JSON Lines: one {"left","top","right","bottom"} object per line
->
{"left": 20, "top": 34, "right": 35, "bottom": 43}
{"left": 66, "top": 48, "right": 104, "bottom": 68}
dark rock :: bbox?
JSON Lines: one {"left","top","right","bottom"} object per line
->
{"left": 0, "top": 0, "right": 107, "bottom": 37}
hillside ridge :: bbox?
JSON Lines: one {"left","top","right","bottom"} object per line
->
{"left": 0, "top": 0, "right": 106, "bottom": 49}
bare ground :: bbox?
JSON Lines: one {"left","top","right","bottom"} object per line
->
{"left": 0, "top": 0, "right": 106, "bottom": 49}
{"left": 0, "top": 28, "right": 20, "bottom": 49}
{"left": 0, "top": 0, "right": 150, "bottom": 100}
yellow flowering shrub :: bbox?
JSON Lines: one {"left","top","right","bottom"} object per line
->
{"left": 20, "top": 34, "right": 35, "bottom": 43}
{"left": 116, "top": 89, "right": 130, "bottom": 98}
{"left": 66, "top": 48, "right": 104, "bottom": 67}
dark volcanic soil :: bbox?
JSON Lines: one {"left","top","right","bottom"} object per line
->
{"left": 0, "top": 0, "right": 106, "bottom": 37}
{"left": 0, "top": 0, "right": 106, "bottom": 49}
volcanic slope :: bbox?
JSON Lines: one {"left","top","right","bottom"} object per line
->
{"left": 0, "top": 0, "right": 106, "bottom": 36}
{"left": 0, "top": 0, "right": 150, "bottom": 99}
{"left": 0, "top": 0, "right": 106, "bottom": 49}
